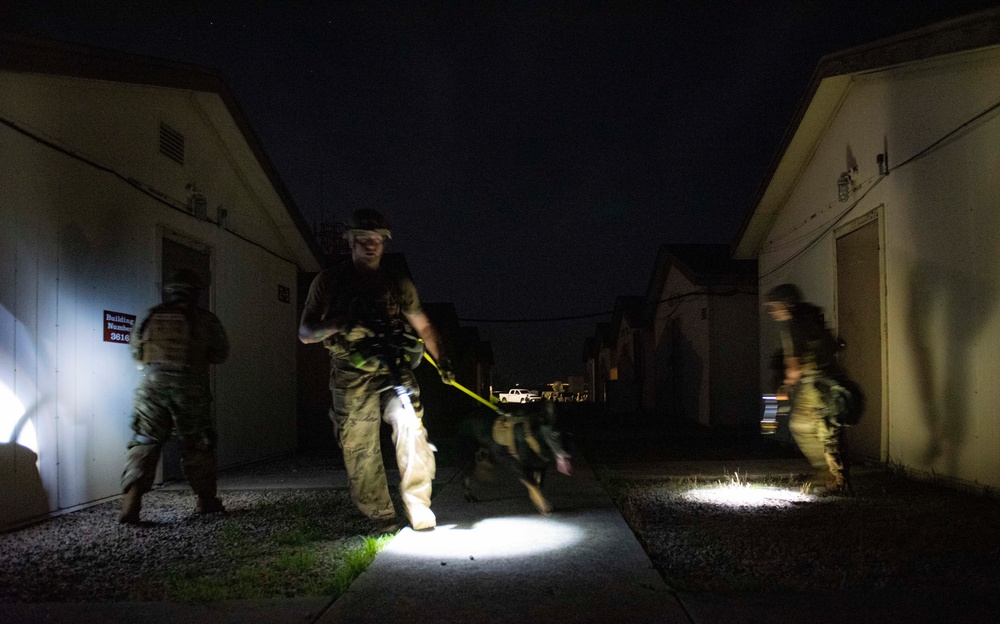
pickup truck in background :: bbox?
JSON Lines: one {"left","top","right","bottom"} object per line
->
{"left": 497, "top": 388, "right": 542, "bottom": 403}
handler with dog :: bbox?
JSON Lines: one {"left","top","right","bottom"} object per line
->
{"left": 299, "top": 209, "right": 454, "bottom": 532}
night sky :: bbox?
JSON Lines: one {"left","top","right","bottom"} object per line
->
{"left": 5, "top": 1, "right": 1000, "bottom": 388}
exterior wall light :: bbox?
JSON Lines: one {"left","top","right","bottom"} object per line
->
{"left": 837, "top": 172, "right": 852, "bottom": 202}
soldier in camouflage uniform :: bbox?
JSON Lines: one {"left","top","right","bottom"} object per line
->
{"left": 765, "top": 283, "right": 850, "bottom": 494}
{"left": 119, "top": 269, "right": 230, "bottom": 524}
{"left": 299, "top": 209, "right": 454, "bottom": 532}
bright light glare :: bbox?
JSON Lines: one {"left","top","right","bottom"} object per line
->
{"left": 0, "top": 382, "right": 39, "bottom": 455}
{"left": 389, "top": 516, "right": 583, "bottom": 559}
{"left": 683, "top": 484, "right": 816, "bottom": 508}
{"left": 0, "top": 382, "right": 27, "bottom": 439}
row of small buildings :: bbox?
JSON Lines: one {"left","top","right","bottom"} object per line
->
{"left": 5, "top": 7, "right": 1000, "bottom": 531}
{"left": 582, "top": 245, "right": 759, "bottom": 427}
{"left": 585, "top": 8, "right": 1000, "bottom": 495}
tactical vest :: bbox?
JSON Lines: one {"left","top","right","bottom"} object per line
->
{"left": 491, "top": 413, "right": 543, "bottom": 461}
{"left": 141, "top": 309, "right": 205, "bottom": 372}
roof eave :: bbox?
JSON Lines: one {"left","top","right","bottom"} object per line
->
{"left": 732, "top": 7, "right": 1000, "bottom": 260}
{"left": 0, "top": 33, "right": 324, "bottom": 271}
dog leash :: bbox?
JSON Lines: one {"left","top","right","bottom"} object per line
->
{"left": 422, "top": 352, "right": 502, "bottom": 413}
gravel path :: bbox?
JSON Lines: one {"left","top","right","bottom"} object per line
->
{"left": 0, "top": 459, "right": 382, "bottom": 603}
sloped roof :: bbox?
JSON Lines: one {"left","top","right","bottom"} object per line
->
{"left": 646, "top": 244, "right": 757, "bottom": 303}
{"left": 611, "top": 295, "right": 646, "bottom": 335}
{"left": 596, "top": 322, "right": 612, "bottom": 348}
{"left": 733, "top": 7, "right": 1000, "bottom": 258}
{"left": 0, "top": 33, "right": 323, "bottom": 271}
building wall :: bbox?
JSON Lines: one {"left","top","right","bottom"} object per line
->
{"left": 651, "top": 268, "right": 710, "bottom": 424}
{"left": 707, "top": 291, "right": 759, "bottom": 426}
{"left": 757, "top": 46, "right": 1000, "bottom": 489}
{"left": 0, "top": 71, "right": 302, "bottom": 528}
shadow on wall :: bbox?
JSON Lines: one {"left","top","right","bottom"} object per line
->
{"left": 907, "top": 262, "right": 997, "bottom": 475}
{"left": 0, "top": 406, "right": 49, "bottom": 530}
{"left": 651, "top": 328, "right": 704, "bottom": 424}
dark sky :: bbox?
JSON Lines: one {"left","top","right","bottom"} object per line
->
{"left": 5, "top": 1, "right": 1000, "bottom": 388}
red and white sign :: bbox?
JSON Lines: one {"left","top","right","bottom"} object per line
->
{"left": 104, "top": 310, "right": 137, "bottom": 344}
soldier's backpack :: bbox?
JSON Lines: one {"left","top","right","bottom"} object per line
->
{"left": 816, "top": 376, "right": 865, "bottom": 426}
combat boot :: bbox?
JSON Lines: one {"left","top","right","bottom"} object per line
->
{"left": 372, "top": 516, "right": 405, "bottom": 535}
{"left": 824, "top": 451, "right": 850, "bottom": 494}
{"left": 119, "top": 486, "right": 143, "bottom": 524}
{"left": 407, "top": 506, "right": 437, "bottom": 531}
{"left": 195, "top": 494, "right": 226, "bottom": 515}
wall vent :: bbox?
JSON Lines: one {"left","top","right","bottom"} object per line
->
{"left": 159, "top": 122, "right": 185, "bottom": 165}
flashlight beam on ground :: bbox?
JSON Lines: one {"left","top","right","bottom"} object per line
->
{"left": 389, "top": 516, "right": 584, "bottom": 559}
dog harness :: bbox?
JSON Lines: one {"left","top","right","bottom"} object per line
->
{"left": 491, "top": 413, "right": 543, "bottom": 461}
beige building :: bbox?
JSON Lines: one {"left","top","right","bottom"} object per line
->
{"left": 0, "top": 35, "right": 321, "bottom": 529}
{"left": 643, "top": 245, "right": 758, "bottom": 427}
{"left": 607, "top": 295, "right": 646, "bottom": 415}
{"left": 582, "top": 322, "right": 612, "bottom": 405}
{"left": 735, "top": 9, "right": 1000, "bottom": 489}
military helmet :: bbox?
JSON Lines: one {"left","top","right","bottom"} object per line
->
{"left": 766, "top": 283, "right": 803, "bottom": 306}
{"left": 164, "top": 268, "right": 203, "bottom": 299}
{"left": 346, "top": 209, "right": 392, "bottom": 239}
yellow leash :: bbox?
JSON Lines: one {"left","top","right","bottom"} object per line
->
{"left": 423, "top": 351, "right": 546, "bottom": 460}
{"left": 422, "top": 352, "right": 501, "bottom": 413}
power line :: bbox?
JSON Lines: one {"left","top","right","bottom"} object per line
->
{"left": 0, "top": 115, "right": 301, "bottom": 269}
{"left": 760, "top": 175, "right": 885, "bottom": 280}
{"left": 458, "top": 288, "right": 755, "bottom": 324}
{"left": 760, "top": 95, "right": 1000, "bottom": 279}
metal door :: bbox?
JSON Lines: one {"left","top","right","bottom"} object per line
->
{"left": 836, "top": 211, "right": 884, "bottom": 461}
{"left": 160, "top": 237, "right": 212, "bottom": 481}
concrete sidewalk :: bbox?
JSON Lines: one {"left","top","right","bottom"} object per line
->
{"left": 320, "top": 452, "right": 687, "bottom": 623}
{"left": 3, "top": 452, "right": 997, "bottom": 623}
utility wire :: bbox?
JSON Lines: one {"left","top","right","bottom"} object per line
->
{"left": 893, "top": 96, "right": 1000, "bottom": 170}
{"left": 764, "top": 173, "right": 881, "bottom": 251}
{"left": 761, "top": 95, "right": 1000, "bottom": 279}
{"left": 0, "top": 115, "right": 301, "bottom": 269}
{"left": 458, "top": 288, "right": 755, "bottom": 324}
{"left": 760, "top": 175, "right": 885, "bottom": 280}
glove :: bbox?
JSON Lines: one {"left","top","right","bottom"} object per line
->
{"left": 437, "top": 357, "right": 456, "bottom": 385}
{"left": 343, "top": 324, "right": 375, "bottom": 341}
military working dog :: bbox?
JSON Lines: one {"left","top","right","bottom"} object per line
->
{"left": 457, "top": 401, "right": 572, "bottom": 515}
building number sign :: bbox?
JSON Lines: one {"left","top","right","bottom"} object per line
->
{"left": 104, "top": 310, "right": 137, "bottom": 344}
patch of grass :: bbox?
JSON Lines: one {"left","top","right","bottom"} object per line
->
{"left": 274, "top": 520, "right": 326, "bottom": 547}
{"left": 127, "top": 491, "right": 394, "bottom": 603}
{"left": 155, "top": 535, "right": 391, "bottom": 602}
{"left": 323, "top": 535, "right": 393, "bottom": 596}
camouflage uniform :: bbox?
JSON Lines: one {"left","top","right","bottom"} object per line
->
{"left": 120, "top": 288, "right": 229, "bottom": 522}
{"left": 779, "top": 301, "right": 848, "bottom": 491}
{"left": 302, "top": 260, "right": 436, "bottom": 529}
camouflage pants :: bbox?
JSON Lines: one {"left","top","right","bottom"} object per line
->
{"left": 121, "top": 370, "right": 218, "bottom": 498}
{"left": 789, "top": 377, "right": 847, "bottom": 487}
{"left": 331, "top": 366, "right": 436, "bottom": 528}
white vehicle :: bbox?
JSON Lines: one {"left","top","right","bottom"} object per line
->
{"left": 497, "top": 388, "right": 542, "bottom": 403}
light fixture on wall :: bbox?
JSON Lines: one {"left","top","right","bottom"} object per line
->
{"left": 877, "top": 153, "right": 889, "bottom": 175}
{"left": 185, "top": 183, "right": 208, "bottom": 220}
{"left": 837, "top": 171, "right": 852, "bottom": 202}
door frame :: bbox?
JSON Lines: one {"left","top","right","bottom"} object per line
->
{"left": 833, "top": 205, "right": 889, "bottom": 460}
{"left": 155, "top": 226, "right": 216, "bottom": 481}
